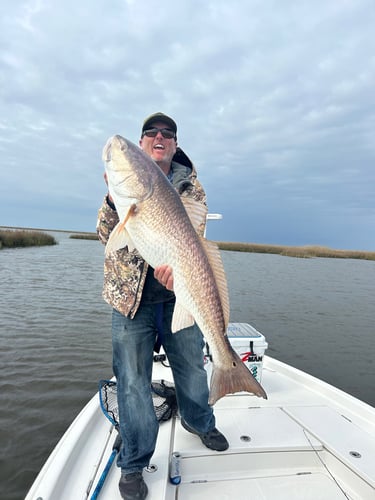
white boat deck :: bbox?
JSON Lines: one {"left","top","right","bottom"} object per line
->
{"left": 25, "top": 337, "right": 375, "bottom": 500}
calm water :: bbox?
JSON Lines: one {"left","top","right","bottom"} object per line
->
{"left": 0, "top": 232, "right": 374, "bottom": 500}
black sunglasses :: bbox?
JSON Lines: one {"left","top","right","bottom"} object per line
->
{"left": 142, "top": 127, "right": 176, "bottom": 139}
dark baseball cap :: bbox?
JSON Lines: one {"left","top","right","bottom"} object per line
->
{"left": 142, "top": 112, "right": 177, "bottom": 134}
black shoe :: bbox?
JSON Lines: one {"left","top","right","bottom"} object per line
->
{"left": 119, "top": 471, "right": 148, "bottom": 500}
{"left": 181, "top": 419, "right": 229, "bottom": 451}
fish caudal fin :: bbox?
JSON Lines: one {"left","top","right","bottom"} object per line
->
{"left": 208, "top": 342, "right": 268, "bottom": 405}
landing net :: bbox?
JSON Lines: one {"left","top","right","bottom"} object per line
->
{"left": 99, "top": 379, "right": 177, "bottom": 426}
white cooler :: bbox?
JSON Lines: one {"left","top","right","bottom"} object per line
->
{"left": 204, "top": 323, "right": 268, "bottom": 383}
{"left": 227, "top": 323, "right": 268, "bottom": 382}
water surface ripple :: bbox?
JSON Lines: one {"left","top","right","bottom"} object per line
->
{"left": 0, "top": 233, "right": 374, "bottom": 500}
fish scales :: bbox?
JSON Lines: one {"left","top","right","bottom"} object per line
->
{"left": 103, "top": 135, "right": 267, "bottom": 404}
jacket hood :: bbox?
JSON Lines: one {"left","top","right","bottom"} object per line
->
{"left": 172, "top": 147, "right": 193, "bottom": 169}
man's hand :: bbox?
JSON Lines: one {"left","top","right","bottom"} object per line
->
{"left": 154, "top": 265, "right": 174, "bottom": 291}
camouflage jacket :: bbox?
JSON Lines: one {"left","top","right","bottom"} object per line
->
{"left": 96, "top": 148, "right": 207, "bottom": 318}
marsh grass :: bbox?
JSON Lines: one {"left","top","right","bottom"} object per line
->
{"left": 68, "top": 232, "right": 374, "bottom": 260}
{"left": 69, "top": 233, "right": 99, "bottom": 241}
{"left": 216, "top": 241, "right": 375, "bottom": 261}
{"left": 4, "top": 226, "right": 371, "bottom": 260}
{"left": 0, "top": 229, "right": 56, "bottom": 248}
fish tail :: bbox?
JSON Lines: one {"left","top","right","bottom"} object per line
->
{"left": 208, "top": 344, "right": 268, "bottom": 405}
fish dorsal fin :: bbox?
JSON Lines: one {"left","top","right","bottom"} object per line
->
{"left": 171, "top": 301, "right": 195, "bottom": 333}
{"left": 201, "top": 238, "right": 230, "bottom": 328}
{"left": 181, "top": 197, "right": 208, "bottom": 232}
{"left": 105, "top": 205, "right": 136, "bottom": 255}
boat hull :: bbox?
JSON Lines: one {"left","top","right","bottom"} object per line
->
{"left": 25, "top": 324, "right": 375, "bottom": 500}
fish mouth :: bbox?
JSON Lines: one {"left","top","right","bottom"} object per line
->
{"left": 102, "top": 135, "right": 129, "bottom": 162}
{"left": 102, "top": 137, "right": 113, "bottom": 162}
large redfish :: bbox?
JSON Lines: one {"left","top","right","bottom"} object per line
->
{"left": 102, "top": 135, "right": 267, "bottom": 404}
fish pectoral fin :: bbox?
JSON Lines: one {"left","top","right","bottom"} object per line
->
{"left": 105, "top": 222, "right": 134, "bottom": 254}
{"left": 171, "top": 302, "right": 195, "bottom": 333}
{"left": 105, "top": 206, "right": 137, "bottom": 255}
{"left": 181, "top": 197, "right": 208, "bottom": 232}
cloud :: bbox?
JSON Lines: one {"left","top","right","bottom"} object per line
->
{"left": 1, "top": 0, "right": 374, "bottom": 249}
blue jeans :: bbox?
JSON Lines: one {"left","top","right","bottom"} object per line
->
{"left": 112, "top": 302, "right": 215, "bottom": 474}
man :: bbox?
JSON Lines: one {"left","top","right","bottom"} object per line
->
{"left": 97, "top": 112, "right": 228, "bottom": 500}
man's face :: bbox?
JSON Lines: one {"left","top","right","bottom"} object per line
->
{"left": 139, "top": 121, "right": 177, "bottom": 165}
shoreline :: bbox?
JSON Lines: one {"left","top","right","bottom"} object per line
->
{"left": 215, "top": 241, "right": 375, "bottom": 261}
{"left": 1, "top": 226, "right": 374, "bottom": 260}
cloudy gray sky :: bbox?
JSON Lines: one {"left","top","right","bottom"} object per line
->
{"left": 1, "top": 0, "right": 374, "bottom": 250}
